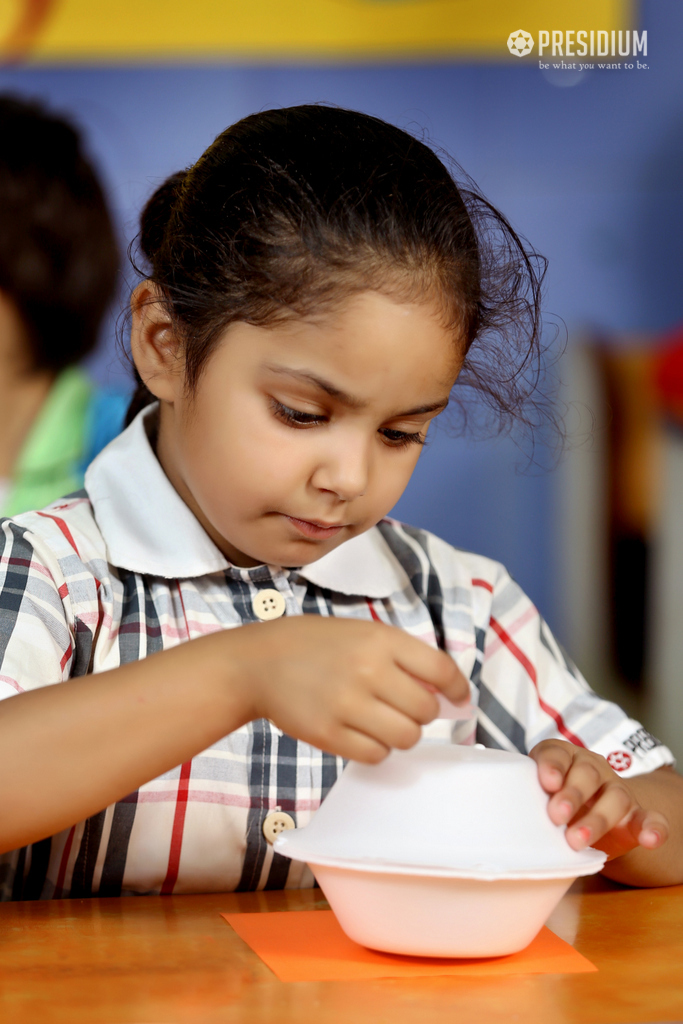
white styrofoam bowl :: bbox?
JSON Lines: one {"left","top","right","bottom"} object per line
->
{"left": 311, "top": 862, "right": 575, "bottom": 957}
{"left": 275, "top": 744, "right": 606, "bottom": 957}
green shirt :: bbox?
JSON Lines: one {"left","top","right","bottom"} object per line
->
{"left": 1, "top": 366, "right": 94, "bottom": 518}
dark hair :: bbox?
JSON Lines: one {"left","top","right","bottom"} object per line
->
{"left": 0, "top": 94, "right": 119, "bottom": 373}
{"left": 127, "top": 104, "right": 546, "bottom": 431}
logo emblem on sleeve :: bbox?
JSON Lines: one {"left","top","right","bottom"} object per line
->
{"left": 606, "top": 750, "right": 632, "bottom": 772}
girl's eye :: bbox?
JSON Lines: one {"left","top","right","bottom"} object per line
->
{"left": 270, "top": 399, "right": 326, "bottom": 427}
{"left": 380, "top": 428, "right": 426, "bottom": 449}
{"left": 271, "top": 398, "right": 424, "bottom": 448}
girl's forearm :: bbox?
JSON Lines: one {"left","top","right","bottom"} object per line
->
{"left": 0, "top": 632, "right": 252, "bottom": 854}
{"left": 601, "top": 766, "right": 683, "bottom": 887}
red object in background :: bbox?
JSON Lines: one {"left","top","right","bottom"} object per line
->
{"left": 0, "top": 0, "right": 56, "bottom": 62}
{"left": 654, "top": 326, "right": 683, "bottom": 425}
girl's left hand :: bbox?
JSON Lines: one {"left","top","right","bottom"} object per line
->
{"left": 529, "top": 739, "right": 670, "bottom": 861}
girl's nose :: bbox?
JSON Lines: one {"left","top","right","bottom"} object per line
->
{"left": 311, "top": 435, "right": 370, "bottom": 501}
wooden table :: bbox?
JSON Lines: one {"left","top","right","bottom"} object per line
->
{"left": 1, "top": 878, "right": 682, "bottom": 1024}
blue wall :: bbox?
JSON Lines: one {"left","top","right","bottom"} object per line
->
{"left": 2, "top": 0, "right": 681, "bottom": 642}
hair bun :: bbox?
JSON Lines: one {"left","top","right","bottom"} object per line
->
{"left": 139, "top": 170, "right": 187, "bottom": 266}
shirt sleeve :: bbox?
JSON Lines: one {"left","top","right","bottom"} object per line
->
{"left": 474, "top": 565, "right": 674, "bottom": 778}
{"left": 0, "top": 517, "right": 75, "bottom": 699}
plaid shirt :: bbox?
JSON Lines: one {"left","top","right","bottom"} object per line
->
{"left": 0, "top": 408, "right": 673, "bottom": 900}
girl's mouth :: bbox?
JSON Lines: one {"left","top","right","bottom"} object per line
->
{"left": 284, "top": 516, "right": 346, "bottom": 539}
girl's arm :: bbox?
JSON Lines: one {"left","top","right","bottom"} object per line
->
{"left": 0, "top": 616, "right": 467, "bottom": 854}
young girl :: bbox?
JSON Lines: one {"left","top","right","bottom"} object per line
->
{"left": 0, "top": 105, "right": 681, "bottom": 900}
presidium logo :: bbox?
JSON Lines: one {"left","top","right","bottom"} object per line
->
{"left": 506, "top": 27, "right": 647, "bottom": 59}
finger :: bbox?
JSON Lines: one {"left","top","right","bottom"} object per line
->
{"left": 391, "top": 629, "right": 469, "bottom": 704}
{"left": 343, "top": 695, "right": 425, "bottom": 753}
{"left": 610, "top": 805, "right": 669, "bottom": 849}
{"left": 529, "top": 740, "right": 575, "bottom": 796}
{"left": 328, "top": 727, "right": 391, "bottom": 764}
{"left": 591, "top": 806, "right": 669, "bottom": 860}
{"left": 372, "top": 670, "right": 440, "bottom": 725}
{"left": 547, "top": 756, "right": 609, "bottom": 826}
{"left": 636, "top": 809, "right": 669, "bottom": 850}
{"left": 564, "top": 781, "right": 635, "bottom": 850}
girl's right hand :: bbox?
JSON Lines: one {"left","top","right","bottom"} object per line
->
{"left": 224, "top": 616, "right": 469, "bottom": 762}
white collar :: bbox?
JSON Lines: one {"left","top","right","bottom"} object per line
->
{"left": 85, "top": 405, "right": 408, "bottom": 598}
{"left": 297, "top": 527, "right": 409, "bottom": 598}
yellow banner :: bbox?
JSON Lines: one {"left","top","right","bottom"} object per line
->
{"left": 0, "top": 0, "right": 635, "bottom": 63}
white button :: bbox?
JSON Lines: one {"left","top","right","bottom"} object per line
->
{"left": 262, "top": 811, "right": 296, "bottom": 844}
{"left": 252, "top": 588, "right": 286, "bottom": 621}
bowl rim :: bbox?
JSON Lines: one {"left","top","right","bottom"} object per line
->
{"left": 273, "top": 842, "right": 607, "bottom": 881}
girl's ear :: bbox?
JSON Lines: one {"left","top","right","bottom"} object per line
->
{"left": 130, "top": 281, "right": 184, "bottom": 403}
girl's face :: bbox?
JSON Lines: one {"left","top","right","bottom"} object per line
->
{"left": 136, "top": 289, "right": 462, "bottom": 568}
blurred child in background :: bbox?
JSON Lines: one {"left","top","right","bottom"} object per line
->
{"left": 0, "top": 95, "right": 127, "bottom": 517}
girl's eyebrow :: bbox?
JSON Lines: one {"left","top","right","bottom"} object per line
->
{"left": 263, "top": 365, "right": 450, "bottom": 417}
{"left": 264, "top": 365, "right": 365, "bottom": 407}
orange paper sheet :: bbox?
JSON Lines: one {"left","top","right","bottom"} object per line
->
{"left": 221, "top": 910, "right": 597, "bottom": 983}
